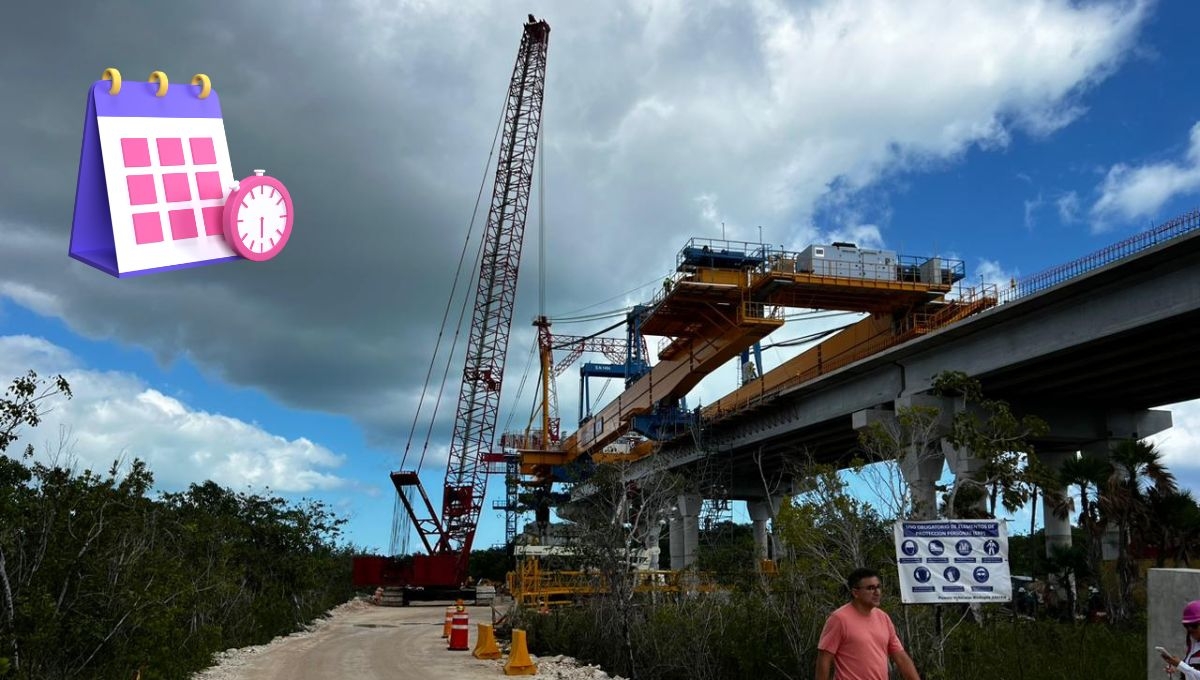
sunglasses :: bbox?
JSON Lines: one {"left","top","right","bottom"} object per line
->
{"left": 855, "top": 584, "right": 884, "bottom": 592}
{"left": 1186, "top": 622, "right": 1200, "bottom": 630}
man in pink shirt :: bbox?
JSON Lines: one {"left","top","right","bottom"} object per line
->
{"left": 816, "top": 568, "right": 921, "bottom": 680}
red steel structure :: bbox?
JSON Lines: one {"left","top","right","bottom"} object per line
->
{"left": 372, "top": 16, "right": 550, "bottom": 594}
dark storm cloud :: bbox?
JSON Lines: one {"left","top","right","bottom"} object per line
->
{"left": 0, "top": 0, "right": 1150, "bottom": 451}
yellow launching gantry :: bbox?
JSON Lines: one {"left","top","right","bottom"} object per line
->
{"left": 514, "top": 237, "right": 981, "bottom": 483}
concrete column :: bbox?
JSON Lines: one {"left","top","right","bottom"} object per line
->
{"left": 1038, "top": 450, "right": 1074, "bottom": 557}
{"left": 899, "top": 443, "right": 946, "bottom": 520}
{"left": 1082, "top": 440, "right": 1124, "bottom": 561}
{"left": 748, "top": 499, "right": 771, "bottom": 561}
{"left": 748, "top": 496, "right": 784, "bottom": 561}
{"left": 669, "top": 515, "right": 684, "bottom": 570}
{"left": 678, "top": 493, "right": 703, "bottom": 569}
{"left": 943, "top": 440, "right": 986, "bottom": 516}
{"left": 645, "top": 523, "right": 663, "bottom": 570}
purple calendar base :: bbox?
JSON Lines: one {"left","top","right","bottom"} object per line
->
{"left": 70, "top": 248, "right": 240, "bottom": 278}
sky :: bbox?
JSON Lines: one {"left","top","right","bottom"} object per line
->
{"left": 2, "top": 0, "right": 1199, "bottom": 554}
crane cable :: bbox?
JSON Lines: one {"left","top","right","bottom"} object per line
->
{"left": 391, "top": 108, "right": 504, "bottom": 556}
{"left": 502, "top": 340, "right": 539, "bottom": 439}
{"left": 399, "top": 83, "right": 510, "bottom": 473}
{"left": 553, "top": 275, "right": 665, "bottom": 317}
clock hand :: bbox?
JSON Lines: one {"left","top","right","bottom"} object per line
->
{"left": 260, "top": 216, "right": 264, "bottom": 239}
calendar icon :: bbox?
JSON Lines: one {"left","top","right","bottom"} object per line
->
{"left": 70, "top": 69, "right": 240, "bottom": 277}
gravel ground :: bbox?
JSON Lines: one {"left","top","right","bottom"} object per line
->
{"left": 190, "top": 599, "right": 625, "bottom": 680}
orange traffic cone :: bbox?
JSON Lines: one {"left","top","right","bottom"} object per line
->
{"left": 442, "top": 605, "right": 454, "bottom": 638}
{"left": 448, "top": 611, "right": 470, "bottom": 651}
{"left": 473, "top": 623, "right": 502, "bottom": 659}
{"left": 503, "top": 628, "right": 538, "bottom": 676}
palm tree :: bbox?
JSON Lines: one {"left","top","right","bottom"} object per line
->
{"left": 1053, "top": 454, "right": 1111, "bottom": 597}
{"left": 1145, "top": 488, "right": 1200, "bottom": 567}
{"left": 1102, "top": 439, "right": 1176, "bottom": 621}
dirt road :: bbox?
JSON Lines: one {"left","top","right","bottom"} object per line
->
{"left": 192, "top": 600, "right": 513, "bottom": 680}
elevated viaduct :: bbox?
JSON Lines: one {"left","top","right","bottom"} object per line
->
{"left": 630, "top": 213, "right": 1200, "bottom": 567}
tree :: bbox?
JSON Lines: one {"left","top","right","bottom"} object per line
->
{"left": 1049, "top": 453, "right": 1110, "bottom": 594}
{"left": 1103, "top": 439, "right": 1175, "bottom": 622}
{"left": 855, "top": 371, "right": 1048, "bottom": 522}
{"left": 1146, "top": 489, "right": 1200, "bottom": 567}
{"left": 0, "top": 371, "right": 71, "bottom": 676}
{"left": 469, "top": 546, "right": 513, "bottom": 584}
{"left": 560, "top": 461, "right": 684, "bottom": 680}
{"left": 931, "top": 371, "right": 1048, "bottom": 520}
{"left": 857, "top": 404, "right": 943, "bottom": 519}
{"left": 0, "top": 371, "right": 355, "bottom": 678}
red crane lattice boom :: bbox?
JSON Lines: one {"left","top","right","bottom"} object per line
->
{"left": 387, "top": 15, "right": 550, "bottom": 590}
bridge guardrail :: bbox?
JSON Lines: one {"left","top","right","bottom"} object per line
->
{"left": 1000, "top": 209, "right": 1200, "bottom": 304}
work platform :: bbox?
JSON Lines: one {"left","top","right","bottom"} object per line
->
{"left": 515, "top": 237, "right": 972, "bottom": 480}
{"left": 642, "top": 238, "right": 963, "bottom": 337}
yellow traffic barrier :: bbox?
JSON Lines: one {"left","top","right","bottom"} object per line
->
{"left": 473, "top": 623, "right": 502, "bottom": 659}
{"left": 442, "top": 605, "right": 454, "bottom": 638}
{"left": 503, "top": 628, "right": 538, "bottom": 676}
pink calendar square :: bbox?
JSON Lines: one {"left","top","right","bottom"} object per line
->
{"left": 201, "top": 205, "right": 223, "bottom": 236}
{"left": 121, "top": 138, "right": 151, "bottom": 167}
{"left": 133, "top": 212, "right": 163, "bottom": 244}
{"left": 157, "top": 138, "right": 185, "bottom": 166}
{"left": 127, "top": 174, "right": 156, "bottom": 205}
{"left": 195, "top": 171, "right": 222, "bottom": 200}
{"left": 190, "top": 137, "right": 217, "bottom": 165}
{"left": 168, "top": 209, "right": 198, "bottom": 239}
{"left": 162, "top": 173, "right": 191, "bottom": 202}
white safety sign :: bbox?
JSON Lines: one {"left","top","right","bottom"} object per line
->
{"left": 893, "top": 520, "right": 1012, "bottom": 604}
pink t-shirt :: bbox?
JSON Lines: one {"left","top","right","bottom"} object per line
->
{"left": 817, "top": 603, "right": 904, "bottom": 680}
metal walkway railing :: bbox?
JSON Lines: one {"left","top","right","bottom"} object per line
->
{"left": 1000, "top": 209, "right": 1200, "bottom": 304}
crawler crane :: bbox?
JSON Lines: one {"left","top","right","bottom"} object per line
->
{"left": 352, "top": 15, "right": 549, "bottom": 598}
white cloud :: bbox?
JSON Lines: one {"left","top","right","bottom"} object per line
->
{"left": 1150, "top": 398, "right": 1200, "bottom": 472}
{"left": 1091, "top": 121, "right": 1200, "bottom": 229}
{"left": 1056, "top": 191, "right": 1080, "bottom": 224}
{"left": 0, "top": 0, "right": 1153, "bottom": 456}
{"left": 0, "top": 335, "right": 350, "bottom": 493}
{"left": 973, "top": 258, "right": 1019, "bottom": 290}
{"left": 1024, "top": 194, "right": 1044, "bottom": 230}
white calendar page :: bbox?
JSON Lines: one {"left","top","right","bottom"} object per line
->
{"left": 97, "top": 115, "right": 237, "bottom": 272}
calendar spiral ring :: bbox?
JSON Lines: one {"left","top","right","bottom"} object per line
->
{"left": 191, "top": 74, "right": 212, "bottom": 99}
{"left": 102, "top": 68, "right": 121, "bottom": 95}
{"left": 148, "top": 71, "right": 168, "bottom": 97}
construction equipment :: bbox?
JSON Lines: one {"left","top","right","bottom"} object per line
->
{"left": 515, "top": 237, "right": 971, "bottom": 483}
{"left": 352, "top": 15, "right": 550, "bottom": 599}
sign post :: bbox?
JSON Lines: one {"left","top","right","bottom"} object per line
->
{"left": 894, "top": 519, "right": 1012, "bottom": 604}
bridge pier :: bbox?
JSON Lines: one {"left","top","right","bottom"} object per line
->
{"left": 899, "top": 442, "right": 946, "bottom": 520}
{"left": 943, "top": 441, "right": 987, "bottom": 516}
{"left": 644, "top": 522, "right": 663, "bottom": 570}
{"left": 1038, "top": 450, "right": 1076, "bottom": 557}
{"left": 669, "top": 515, "right": 683, "bottom": 570}
{"left": 748, "top": 496, "right": 783, "bottom": 561}
{"left": 1031, "top": 408, "right": 1171, "bottom": 559}
{"left": 669, "top": 493, "right": 703, "bottom": 569}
